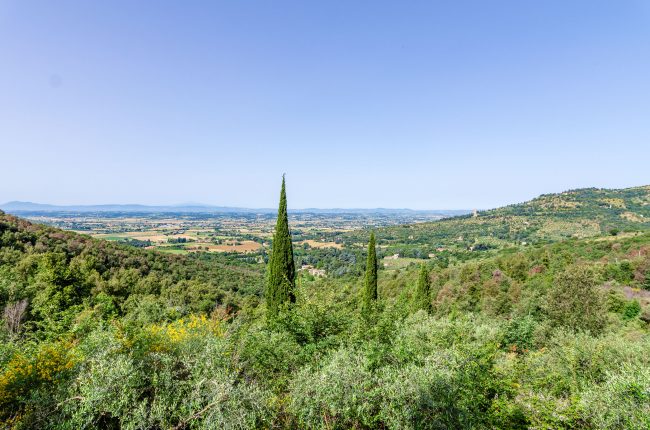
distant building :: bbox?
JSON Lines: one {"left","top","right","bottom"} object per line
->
{"left": 300, "top": 264, "right": 326, "bottom": 277}
{"left": 309, "top": 268, "right": 326, "bottom": 277}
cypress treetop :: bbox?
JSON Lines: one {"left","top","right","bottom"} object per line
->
{"left": 362, "top": 232, "right": 378, "bottom": 313}
{"left": 414, "top": 264, "right": 432, "bottom": 313}
{"left": 266, "top": 175, "right": 296, "bottom": 317}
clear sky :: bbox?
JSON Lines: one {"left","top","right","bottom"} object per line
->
{"left": 1, "top": 1, "right": 649, "bottom": 209}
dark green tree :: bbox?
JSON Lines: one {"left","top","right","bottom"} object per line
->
{"left": 643, "top": 270, "right": 650, "bottom": 290}
{"left": 266, "top": 175, "right": 296, "bottom": 317}
{"left": 413, "top": 264, "right": 432, "bottom": 313}
{"left": 362, "top": 232, "right": 378, "bottom": 314}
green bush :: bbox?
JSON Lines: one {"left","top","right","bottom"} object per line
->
{"left": 580, "top": 364, "right": 650, "bottom": 429}
{"left": 289, "top": 348, "right": 379, "bottom": 429}
{"left": 58, "top": 324, "right": 271, "bottom": 430}
{"left": 546, "top": 265, "right": 606, "bottom": 334}
{"left": 503, "top": 315, "right": 537, "bottom": 352}
{"left": 623, "top": 300, "right": 641, "bottom": 321}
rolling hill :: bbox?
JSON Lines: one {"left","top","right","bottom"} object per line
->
{"left": 350, "top": 186, "right": 650, "bottom": 254}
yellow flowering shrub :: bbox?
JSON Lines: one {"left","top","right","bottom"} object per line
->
{"left": 0, "top": 341, "right": 77, "bottom": 412}
{"left": 145, "top": 314, "right": 223, "bottom": 352}
{"left": 34, "top": 342, "right": 77, "bottom": 381}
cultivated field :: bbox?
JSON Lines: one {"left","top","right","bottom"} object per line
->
{"left": 22, "top": 211, "right": 447, "bottom": 256}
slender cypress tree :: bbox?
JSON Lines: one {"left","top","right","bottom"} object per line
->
{"left": 414, "top": 264, "right": 432, "bottom": 313}
{"left": 362, "top": 232, "right": 378, "bottom": 313}
{"left": 644, "top": 270, "right": 650, "bottom": 290}
{"left": 266, "top": 175, "right": 296, "bottom": 317}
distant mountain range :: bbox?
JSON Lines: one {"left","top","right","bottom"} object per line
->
{"left": 0, "top": 201, "right": 470, "bottom": 216}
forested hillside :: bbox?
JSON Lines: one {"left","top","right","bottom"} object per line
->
{"left": 345, "top": 185, "right": 650, "bottom": 263}
{"left": 1, "top": 190, "right": 650, "bottom": 428}
{"left": 0, "top": 210, "right": 264, "bottom": 335}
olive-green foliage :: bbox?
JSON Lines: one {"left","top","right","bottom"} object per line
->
{"left": 413, "top": 264, "right": 432, "bottom": 313}
{"left": 39, "top": 325, "right": 269, "bottom": 430}
{"left": 288, "top": 314, "right": 515, "bottom": 430}
{"left": 362, "top": 232, "right": 377, "bottom": 315}
{"left": 266, "top": 176, "right": 296, "bottom": 317}
{"left": 515, "top": 330, "right": 650, "bottom": 429}
{"left": 604, "top": 260, "right": 636, "bottom": 284}
{"left": 289, "top": 348, "right": 378, "bottom": 428}
{"left": 580, "top": 363, "right": 650, "bottom": 430}
{"left": 500, "top": 253, "right": 530, "bottom": 282}
{"left": 546, "top": 265, "right": 606, "bottom": 334}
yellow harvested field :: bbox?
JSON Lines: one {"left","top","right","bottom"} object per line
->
{"left": 621, "top": 212, "right": 645, "bottom": 223}
{"left": 95, "top": 232, "right": 196, "bottom": 243}
{"left": 601, "top": 198, "right": 626, "bottom": 209}
{"left": 188, "top": 240, "right": 262, "bottom": 253}
{"left": 297, "top": 240, "right": 343, "bottom": 249}
{"left": 537, "top": 220, "right": 600, "bottom": 239}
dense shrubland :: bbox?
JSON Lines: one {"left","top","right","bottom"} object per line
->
{"left": 0, "top": 211, "right": 264, "bottom": 327}
{"left": 2, "top": 204, "right": 650, "bottom": 428}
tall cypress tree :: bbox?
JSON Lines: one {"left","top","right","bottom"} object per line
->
{"left": 362, "top": 232, "right": 378, "bottom": 314}
{"left": 266, "top": 175, "right": 296, "bottom": 317}
{"left": 414, "top": 264, "right": 432, "bottom": 313}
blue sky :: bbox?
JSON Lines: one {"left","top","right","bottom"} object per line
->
{"left": 1, "top": 1, "right": 649, "bottom": 209}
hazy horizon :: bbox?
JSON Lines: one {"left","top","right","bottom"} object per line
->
{"left": 2, "top": 181, "right": 648, "bottom": 212}
{"left": 1, "top": 199, "right": 472, "bottom": 211}
{"left": 2, "top": 1, "right": 649, "bottom": 209}
{"left": 2, "top": 181, "right": 649, "bottom": 211}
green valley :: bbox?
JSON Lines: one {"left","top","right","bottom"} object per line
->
{"left": 1, "top": 184, "right": 649, "bottom": 429}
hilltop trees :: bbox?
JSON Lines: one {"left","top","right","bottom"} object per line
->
{"left": 362, "top": 232, "right": 378, "bottom": 314}
{"left": 266, "top": 175, "right": 296, "bottom": 317}
{"left": 413, "top": 264, "right": 432, "bottom": 313}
